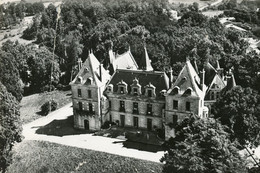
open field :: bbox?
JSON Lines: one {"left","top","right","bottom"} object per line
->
{"left": 7, "top": 140, "right": 163, "bottom": 173}
{"left": 169, "top": 0, "right": 214, "bottom": 7}
{"left": 20, "top": 90, "right": 72, "bottom": 124}
{"left": 0, "top": 16, "right": 34, "bottom": 46}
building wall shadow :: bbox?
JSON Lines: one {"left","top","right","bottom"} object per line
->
{"left": 35, "top": 115, "right": 94, "bottom": 136}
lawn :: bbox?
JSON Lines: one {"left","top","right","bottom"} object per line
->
{"left": 20, "top": 90, "right": 72, "bottom": 124}
{"left": 7, "top": 140, "right": 163, "bottom": 173}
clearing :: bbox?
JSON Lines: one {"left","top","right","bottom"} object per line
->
{"left": 20, "top": 90, "right": 72, "bottom": 124}
{"left": 0, "top": 16, "right": 34, "bottom": 46}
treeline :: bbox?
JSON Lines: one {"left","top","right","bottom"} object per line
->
{"left": 22, "top": 0, "right": 258, "bottom": 90}
{"left": 0, "top": 0, "right": 44, "bottom": 29}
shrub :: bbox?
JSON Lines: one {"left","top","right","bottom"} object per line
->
{"left": 101, "top": 121, "right": 116, "bottom": 129}
{"left": 40, "top": 85, "right": 55, "bottom": 92}
{"left": 41, "top": 100, "right": 58, "bottom": 116}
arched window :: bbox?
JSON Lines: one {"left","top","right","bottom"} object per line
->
{"left": 106, "top": 84, "right": 113, "bottom": 93}
{"left": 86, "top": 77, "right": 93, "bottom": 85}
{"left": 77, "top": 76, "right": 82, "bottom": 83}
{"left": 172, "top": 87, "right": 179, "bottom": 95}
{"left": 144, "top": 83, "right": 156, "bottom": 97}
{"left": 117, "top": 80, "right": 128, "bottom": 94}
{"left": 131, "top": 78, "right": 141, "bottom": 96}
{"left": 184, "top": 88, "right": 192, "bottom": 96}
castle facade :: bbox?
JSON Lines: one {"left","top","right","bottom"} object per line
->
{"left": 70, "top": 47, "right": 236, "bottom": 140}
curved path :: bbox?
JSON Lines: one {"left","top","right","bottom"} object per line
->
{"left": 22, "top": 103, "right": 164, "bottom": 163}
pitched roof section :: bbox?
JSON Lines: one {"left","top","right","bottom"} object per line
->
{"left": 107, "top": 69, "right": 169, "bottom": 97}
{"left": 109, "top": 49, "right": 139, "bottom": 71}
{"left": 139, "top": 46, "right": 153, "bottom": 71}
{"left": 204, "top": 62, "right": 217, "bottom": 86}
{"left": 70, "top": 53, "right": 110, "bottom": 87}
{"left": 168, "top": 60, "right": 204, "bottom": 97}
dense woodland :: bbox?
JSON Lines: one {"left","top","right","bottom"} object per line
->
{"left": 1, "top": 0, "right": 260, "bottom": 172}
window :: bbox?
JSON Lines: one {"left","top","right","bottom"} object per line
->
{"left": 78, "top": 102, "right": 82, "bottom": 110}
{"left": 120, "top": 87, "right": 124, "bottom": 94}
{"left": 216, "top": 92, "right": 220, "bottom": 99}
{"left": 173, "top": 114, "right": 178, "bottom": 125}
{"left": 186, "top": 102, "right": 191, "bottom": 111}
{"left": 133, "top": 88, "right": 138, "bottom": 95}
{"left": 173, "top": 100, "right": 178, "bottom": 109}
{"left": 133, "top": 117, "right": 139, "bottom": 128}
{"left": 89, "top": 103, "right": 93, "bottom": 112}
{"left": 88, "top": 90, "right": 92, "bottom": 98}
{"left": 78, "top": 89, "right": 82, "bottom": 97}
{"left": 86, "top": 77, "right": 93, "bottom": 85}
{"left": 148, "top": 90, "right": 152, "bottom": 97}
{"left": 120, "top": 101, "right": 125, "bottom": 112}
{"left": 172, "top": 87, "right": 179, "bottom": 95}
{"left": 185, "top": 88, "right": 192, "bottom": 95}
{"left": 147, "top": 104, "right": 152, "bottom": 115}
{"left": 109, "top": 101, "right": 111, "bottom": 109}
{"left": 133, "top": 102, "right": 138, "bottom": 114}
{"left": 147, "top": 118, "right": 152, "bottom": 130}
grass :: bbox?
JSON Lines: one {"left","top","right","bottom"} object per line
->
{"left": 0, "top": 16, "right": 34, "bottom": 46}
{"left": 7, "top": 140, "right": 163, "bottom": 173}
{"left": 20, "top": 90, "right": 72, "bottom": 124}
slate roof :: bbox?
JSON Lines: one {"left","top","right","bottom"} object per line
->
{"left": 139, "top": 46, "right": 153, "bottom": 71}
{"left": 204, "top": 62, "right": 217, "bottom": 87}
{"left": 109, "top": 49, "right": 139, "bottom": 71}
{"left": 70, "top": 53, "right": 110, "bottom": 87}
{"left": 168, "top": 60, "right": 204, "bottom": 97}
{"left": 107, "top": 69, "right": 169, "bottom": 97}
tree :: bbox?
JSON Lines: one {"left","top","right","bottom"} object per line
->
{"left": 0, "top": 50, "right": 23, "bottom": 102}
{"left": 161, "top": 116, "right": 248, "bottom": 173}
{"left": 26, "top": 45, "right": 60, "bottom": 93}
{"left": 0, "top": 82, "right": 22, "bottom": 172}
{"left": 212, "top": 86, "right": 260, "bottom": 148}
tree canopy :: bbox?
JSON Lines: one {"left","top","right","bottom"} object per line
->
{"left": 161, "top": 116, "right": 248, "bottom": 173}
{"left": 0, "top": 82, "right": 22, "bottom": 172}
{"left": 212, "top": 86, "right": 260, "bottom": 148}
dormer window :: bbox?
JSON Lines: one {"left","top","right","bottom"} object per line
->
{"left": 86, "top": 77, "right": 93, "bottom": 85}
{"left": 184, "top": 87, "right": 192, "bottom": 96}
{"left": 120, "top": 87, "right": 124, "bottom": 93}
{"left": 77, "top": 76, "right": 82, "bottom": 83}
{"left": 172, "top": 86, "right": 180, "bottom": 95}
{"left": 117, "top": 80, "right": 128, "bottom": 94}
{"left": 106, "top": 84, "right": 113, "bottom": 93}
{"left": 160, "top": 90, "right": 166, "bottom": 97}
{"left": 144, "top": 83, "right": 156, "bottom": 97}
{"left": 133, "top": 88, "right": 138, "bottom": 95}
{"left": 131, "top": 78, "right": 141, "bottom": 96}
{"left": 148, "top": 90, "right": 152, "bottom": 97}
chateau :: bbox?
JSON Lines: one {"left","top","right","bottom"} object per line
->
{"left": 70, "top": 46, "right": 236, "bottom": 140}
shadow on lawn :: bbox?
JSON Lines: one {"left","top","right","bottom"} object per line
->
{"left": 35, "top": 115, "right": 94, "bottom": 136}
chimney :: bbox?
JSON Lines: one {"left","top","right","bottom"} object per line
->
{"left": 169, "top": 67, "right": 173, "bottom": 88}
{"left": 77, "top": 58, "right": 82, "bottom": 71}
{"left": 99, "top": 63, "right": 103, "bottom": 82}
{"left": 200, "top": 68, "right": 205, "bottom": 92}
